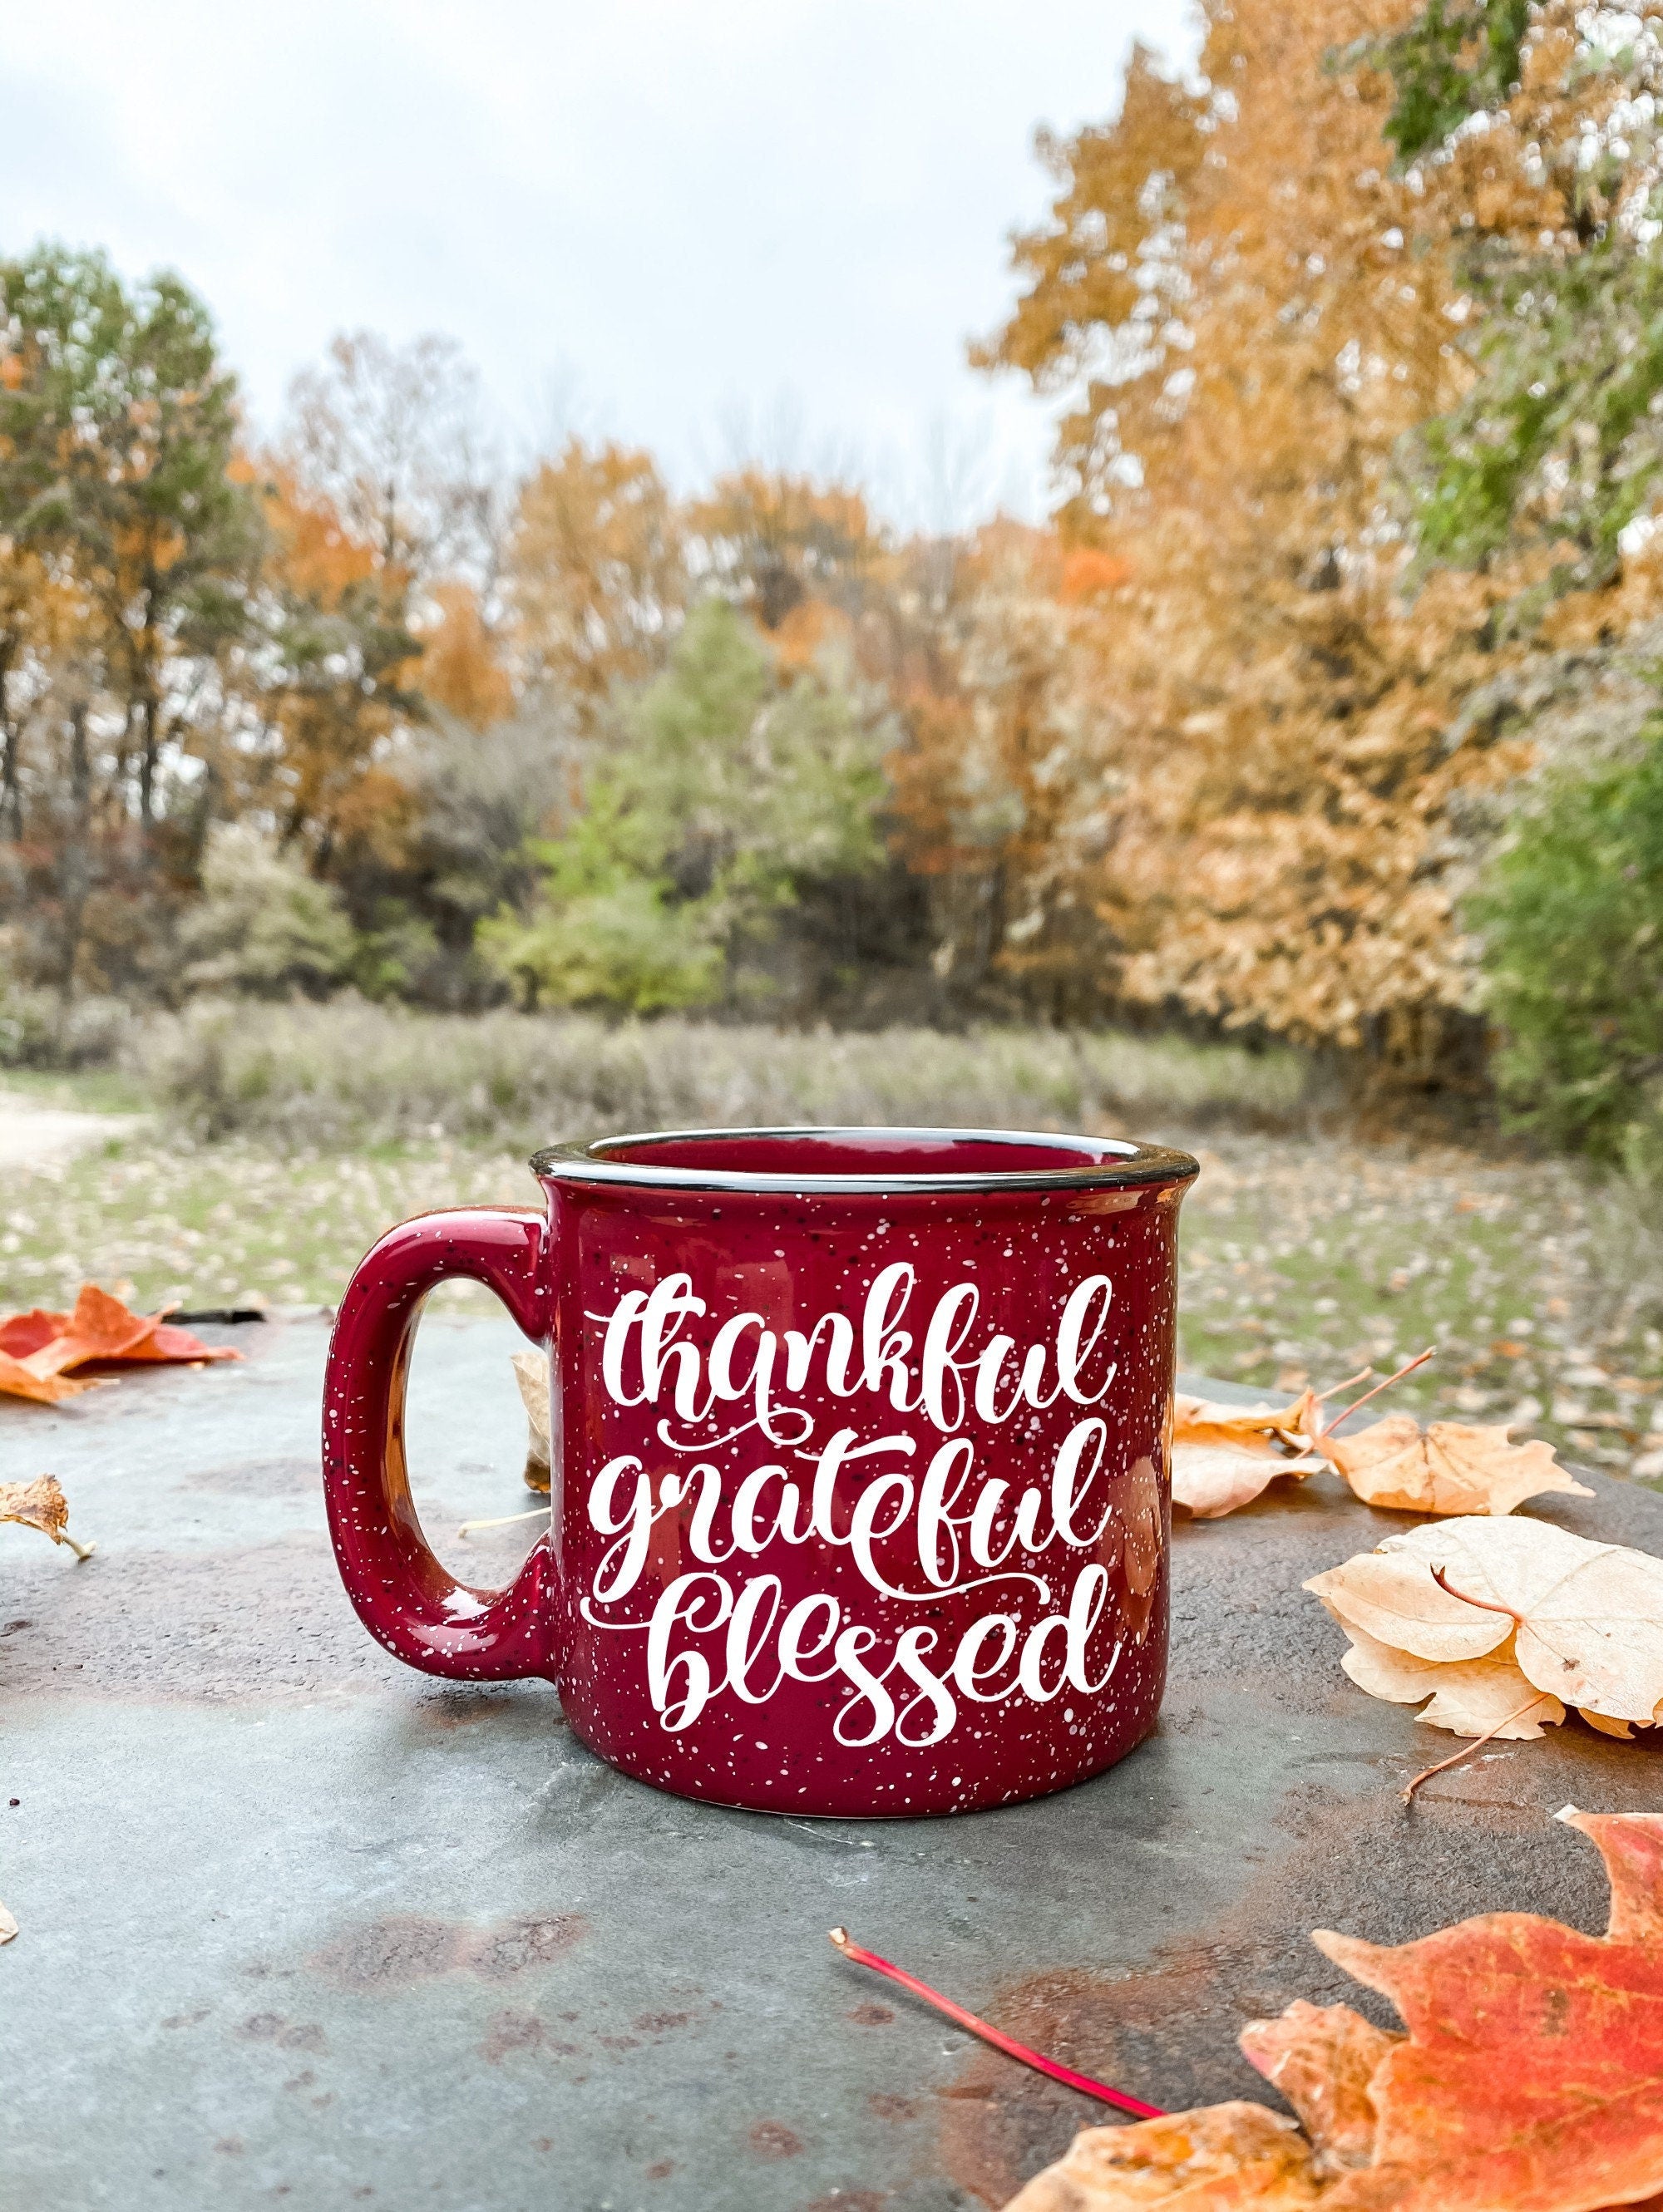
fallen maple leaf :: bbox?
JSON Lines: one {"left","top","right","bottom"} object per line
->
{"left": 1172, "top": 1441, "right": 1327, "bottom": 1519}
{"left": 0, "top": 1347, "right": 93, "bottom": 1407}
{"left": 1172, "top": 1353, "right": 1589, "bottom": 1523}
{"left": 1314, "top": 1809, "right": 1663, "bottom": 2210}
{"left": 19, "top": 1283, "right": 241, "bottom": 1378}
{"left": 1170, "top": 1388, "right": 1332, "bottom": 1518}
{"left": 1005, "top": 2101, "right": 1325, "bottom": 2209}
{"left": 1332, "top": 1621, "right": 1564, "bottom": 1741}
{"left": 0, "top": 1286, "right": 243, "bottom": 1403}
{"left": 511, "top": 1348, "right": 551, "bottom": 1495}
{"left": 0, "top": 1474, "right": 93, "bottom": 1559}
{"left": 1173, "top": 1390, "right": 1320, "bottom": 1456}
{"left": 1004, "top": 1811, "right": 1663, "bottom": 2211}
{"left": 0, "top": 1308, "right": 65, "bottom": 1360}
{"left": 1306, "top": 1515, "right": 1663, "bottom": 1733}
{"left": 1322, "top": 1414, "right": 1593, "bottom": 1517}
{"left": 1237, "top": 2003, "right": 1399, "bottom": 2176}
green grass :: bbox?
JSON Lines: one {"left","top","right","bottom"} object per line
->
{"left": 0, "top": 1066, "right": 151, "bottom": 1115}
{"left": 1174, "top": 1134, "right": 1663, "bottom": 1475}
{"left": 0, "top": 1136, "right": 533, "bottom": 1313}
{"left": 4, "top": 1002, "right": 1658, "bottom": 1476}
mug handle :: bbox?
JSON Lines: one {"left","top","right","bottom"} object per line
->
{"left": 322, "top": 1206, "right": 560, "bottom": 1682}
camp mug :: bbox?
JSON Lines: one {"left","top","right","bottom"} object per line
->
{"left": 321, "top": 1126, "right": 1198, "bottom": 1816}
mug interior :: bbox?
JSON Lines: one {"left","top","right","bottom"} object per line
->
{"left": 530, "top": 1124, "right": 1198, "bottom": 1193}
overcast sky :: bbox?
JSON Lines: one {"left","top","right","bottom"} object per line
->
{"left": 4, "top": 2, "right": 1195, "bottom": 527}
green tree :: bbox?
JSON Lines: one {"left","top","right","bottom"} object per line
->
{"left": 1409, "top": 246, "right": 1663, "bottom": 583}
{"left": 1368, "top": 0, "right": 1532, "bottom": 166}
{"left": 1473, "top": 732, "right": 1663, "bottom": 1160}
{"left": 0, "top": 243, "right": 255, "bottom": 828}
{"left": 1387, "top": 2, "right": 1663, "bottom": 594}
{"left": 479, "top": 799, "right": 723, "bottom": 1014}
{"left": 485, "top": 599, "right": 888, "bottom": 1011}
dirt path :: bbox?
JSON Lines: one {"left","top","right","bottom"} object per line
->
{"left": 0, "top": 1090, "right": 141, "bottom": 1171}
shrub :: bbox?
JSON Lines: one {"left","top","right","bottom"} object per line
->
{"left": 0, "top": 984, "right": 131, "bottom": 1070}
{"left": 180, "top": 825, "right": 356, "bottom": 998}
{"left": 1472, "top": 737, "right": 1663, "bottom": 1160}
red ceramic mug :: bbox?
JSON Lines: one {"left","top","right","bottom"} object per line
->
{"left": 322, "top": 1126, "right": 1197, "bottom": 1816}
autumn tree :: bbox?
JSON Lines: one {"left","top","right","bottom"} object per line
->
{"left": 879, "top": 527, "right": 1136, "bottom": 1012}
{"left": 0, "top": 543, "right": 59, "bottom": 843}
{"left": 413, "top": 580, "right": 515, "bottom": 729}
{"left": 0, "top": 244, "right": 256, "bottom": 833}
{"left": 509, "top": 438, "right": 683, "bottom": 712}
{"left": 968, "top": 0, "right": 1636, "bottom": 1071}
{"left": 284, "top": 330, "right": 502, "bottom": 589}
{"left": 234, "top": 463, "right": 420, "bottom": 882}
{"left": 685, "top": 469, "right": 882, "bottom": 632}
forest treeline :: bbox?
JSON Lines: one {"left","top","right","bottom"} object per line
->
{"left": 7, "top": 0, "right": 1663, "bottom": 1160}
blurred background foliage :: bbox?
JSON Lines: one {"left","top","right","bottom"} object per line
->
{"left": 7, "top": 0, "right": 1663, "bottom": 1172}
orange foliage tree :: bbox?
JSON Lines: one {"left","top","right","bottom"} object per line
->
{"left": 967, "top": 0, "right": 1663, "bottom": 1072}
{"left": 509, "top": 439, "right": 683, "bottom": 712}
{"left": 684, "top": 469, "right": 882, "bottom": 633}
{"left": 235, "top": 464, "right": 420, "bottom": 879}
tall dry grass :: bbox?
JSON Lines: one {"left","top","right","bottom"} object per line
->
{"left": 129, "top": 998, "right": 1316, "bottom": 1150}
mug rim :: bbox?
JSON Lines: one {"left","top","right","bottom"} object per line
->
{"left": 529, "top": 1123, "right": 1200, "bottom": 1196}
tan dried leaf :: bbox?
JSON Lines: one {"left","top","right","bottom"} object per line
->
{"left": 1323, "top": 1415, "right": 1592, "bottom": 1516}
{"left": 0, "top": 1475, "right": 93, "bottom": 1561}
{"left": 1582, "top": 1708, "right": 1636, "bottom": 1740}
{"left": 1308, "top": 1515, "right": 1663, "bottom": 1728}
{"left": 0, "top": 1901, "right": 16, "bottom": 1944}
{"left": 510, "top": 1348, "right": 551, "bottom": 1494}
{"left": 1004, "top": 2101, "right": 1325, "bottom": 2210}
{"left": 1172, "top": 1442, "right": 1326, "bottom": 1519}
{"left": 1174, "top": 1392, "right": 1318, "bottom": 1456}
{"left": 1333, "top": 1622, "right": 1564, "bottom": 1740}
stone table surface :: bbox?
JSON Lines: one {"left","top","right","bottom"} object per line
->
{"left": 3, "top": 1310, "right": 1661, "bottom": 2212}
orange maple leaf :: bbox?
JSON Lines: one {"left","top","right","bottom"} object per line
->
{"left": 0, "top": 1309, "right": 65, "bottom": 1361}
{"left": 0, "top": 1347, "right": 93, "bottom": 1407}
{"left": 1004, "top": 1812, "right": 1663, "bottom": 2210}
{"left": 1317, "top": 1810, "right": 1663, "bottom": 2210}
{"left": 11, "top": 1285, "right": 242, "bottom": 1382}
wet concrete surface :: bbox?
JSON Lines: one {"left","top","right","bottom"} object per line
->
{"left": 3, "top": 1310, "right": 1661, "bottom": 2211}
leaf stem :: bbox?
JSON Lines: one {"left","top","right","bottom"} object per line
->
{"left": 457, "top": 1508, "right": 548, "bottom": 1538}
{"left": 1430, "top": 1564, "right": 1522, "bottom": 1621}
{"left": 827, "top": 1928, "right": 1163, "bottom": 2120}
{"left": 1310, "top": 1364, "right": 1373, "bottom": 1406}
{"left": 1402, "top": 1694, "right": 1552, "bottom": 1802}
{"left": 1320, "top": 1347, "right": 1436, "bottom": 1440}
